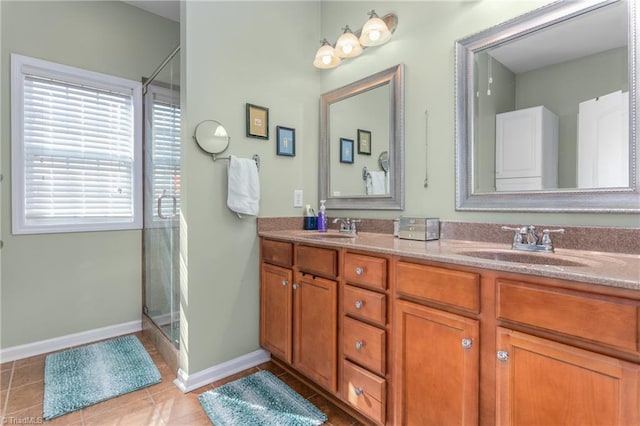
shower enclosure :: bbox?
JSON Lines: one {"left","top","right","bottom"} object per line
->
{"left": 142, "top": 46, "right": 181, "bottom": 349}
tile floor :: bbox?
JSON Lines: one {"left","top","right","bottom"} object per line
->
{"left": 0, "top": 332, "right": 360, "bottom": 425}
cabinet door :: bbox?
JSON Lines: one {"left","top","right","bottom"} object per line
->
{"left": 577, "top": 90, "right": 629, "bottom": 188}
{"left": 394, "top": 300, "right": 479, "bottom": 426}
{"left": 496, "top": 107, "right": 545, "bottom": 179}
{"left": 496, "top": 327, "right": 640, "bottom": 426}
{"left": 260, "top": 263, "right": 293, "bottom": 363}
{"left": 293, "top": 272, "right": 338, "bottom": 392}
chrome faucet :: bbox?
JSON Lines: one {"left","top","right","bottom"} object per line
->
{"left": 333, "top": 218, "right": 361, "bottom": 235}
{"left": 501, "top": 225, "right": 565, "bottom": 253}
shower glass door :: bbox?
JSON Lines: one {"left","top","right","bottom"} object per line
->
{"left": 143, "top": 48, "right": 181, "bottom": 348}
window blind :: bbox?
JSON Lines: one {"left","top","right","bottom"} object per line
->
{"left": 11, "top": 53, "right": 142, "bottom": 234}
{"left": 23, "top": 75, "right": 135, "bottom": 222}
{"left": 151, "top": 99, "right": 181, "bottom": 220}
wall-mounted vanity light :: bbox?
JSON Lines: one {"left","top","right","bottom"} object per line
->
{"left": 335, "top": 26, "right": 363, "bottom": 58}
{"left": 314, "top": 10, "right": 398, "bottom": 69}
{"left": 313, "top": 38, "right": 342, "bottom": 69}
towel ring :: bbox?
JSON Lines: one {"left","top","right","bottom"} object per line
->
{"left": 193, "top": 120, "right": 230, "bottom": 159}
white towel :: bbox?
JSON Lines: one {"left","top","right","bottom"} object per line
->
{"left": 367, "top": 171, "right": 387, "bottom": 195}
{"left": 227, "top": 155, "right": 260, "bottom": 216}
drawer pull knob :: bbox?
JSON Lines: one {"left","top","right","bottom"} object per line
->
{"left": 354, "top": 300, "right": 363, "bottom": 309}
{"left": 355, "top": 340, "right": 364, "bottom": 351}
{"left": 497, "top": 350, "right": 509, "bottom": 362}
{"left": 282, "top": 280, "right": 288, "bottom": 286}
{"left": 292, "top": 283, "right": 299, "bottom": 290}
{"left": 354, "top": 387, "right": 364, "bottom": 396}
{"left": 355, "top": 267, "right": 364, "bottom": 276}
{"left": 461, "top": 338, "right": 472, "bottom": 350}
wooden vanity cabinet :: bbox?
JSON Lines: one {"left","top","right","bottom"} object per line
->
{"left": 394, "top": 261, "right": 481, "bottom": 426}
{"left": 494, "top": 278, "right": 640, "bottom": 426}
{"left": 496, "top": 327, "right": 640, "bottom": 426}
{"left": 260, "top": 263, "right": 293, "bottom": 363}
{"left": 341, "top": 251, "right": 390, "bottom": 425}
{"left": 260, "top": 239, "right": 294, "bottom": 363}
{"left": 393, "top": 258, "right": 640, "bottom": 426}
{"left": 260, "top": 240, "right": 339, "bottom": 393}
{"left": 293, "top": 270, "right": 338, "bottom": 392}
{"left": 261, "top": 236, "right": 640, "bottom": 426}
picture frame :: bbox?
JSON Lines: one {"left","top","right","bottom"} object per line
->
{"left": 357, "top": 129, "right": 372, "bottom": 155}
{"left": 246, "top": 103, "right": 269, "bottom": 139}
{"left": 340, "top": 138, "right": 354, "bottom": 164}
{"left": 276, "top": 126, "right": 295, "bottom": 157}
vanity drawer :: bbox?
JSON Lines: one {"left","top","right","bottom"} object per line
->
{"left": 261, "top": 239, "right": 293, "bottom": 267}
{"left": 296, "top": 245, "right": 337, "bottom": 277}
{"left": 342, "top": 359, "right": 386, "bottom": 425}
{"left": 497, "top": 280, "right": 640, "bottom": 352}
{"left": 396, "top": 261, "right": 480, "bottom": 313}
{"left": 344, "top": 285, "right": 386, "bottom": 326}
{"left": 343, "top": 317, "right": 386, "bottom": 375}
{"left": 344, "top": 253, "right": 387, "bottom": 290}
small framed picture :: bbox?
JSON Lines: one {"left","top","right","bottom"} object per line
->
{"left": 340, "top": 138, "right": 354, "bottom": 164}
{"left": 276, "top": 126, "right": 295, "bottom": 157}
{"left": 246, "top": 103, "right": 269, "bottom": 139}
{"left": 357, "top": 129, "right": 372, "bottom": 155}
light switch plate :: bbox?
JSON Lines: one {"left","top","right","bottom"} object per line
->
{"left": 293, "top": 189, "right": 303, "bottom": 207}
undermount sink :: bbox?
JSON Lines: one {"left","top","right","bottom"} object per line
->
{"left": 458, "top": 250, "right": 589, "bottom": 267}
{"left": 304, "top": 232, "right": 356, "bottom": 239}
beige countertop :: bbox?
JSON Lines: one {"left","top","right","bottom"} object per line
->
{"left": 259, "top": 230, "right": 640, "bottom": 291}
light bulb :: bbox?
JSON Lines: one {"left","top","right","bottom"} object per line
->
{"left": 335, "top": 25, "right": 363, "bottom": 59}
{"left": 359, "top": 10, "right": 392, "bottom": 47}
{"left": 313, "top": 39, "right": 341, "bottom": 69}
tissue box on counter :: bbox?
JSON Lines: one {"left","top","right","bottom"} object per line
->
{"left": 398, "top": 217, "right": 440, "bottom": 241}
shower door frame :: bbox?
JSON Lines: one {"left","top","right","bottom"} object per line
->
{"left": 141, "top": 46, "right": 181, "bottom": 349}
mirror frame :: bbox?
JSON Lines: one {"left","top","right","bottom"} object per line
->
{"left": 455, "top": 0, "right": 639, "bottom": 213}
{"left": 320, "top": 64, "right": 405, "bottom": 210}
{"left": 193, "top": 120, "right": 230, "bottom": 157}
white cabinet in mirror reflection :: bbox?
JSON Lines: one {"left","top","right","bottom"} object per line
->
{"left": 495, "top": 106, "right": 558, "bottom": 191}
{"left": 577, "top": 90, "right": 629, "bottom": 189}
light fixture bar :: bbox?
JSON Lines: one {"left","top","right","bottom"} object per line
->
{"left": 314, "top": 12, "right": 398, "bottom": 69}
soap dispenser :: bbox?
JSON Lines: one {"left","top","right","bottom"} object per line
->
{"left": 317, "top": 200, "right": 327, "bottom": 232}
{"left": 303, "top": 204, "right": 317, "bottom": 230}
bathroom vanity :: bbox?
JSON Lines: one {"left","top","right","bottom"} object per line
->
{"left": 258, "top": 230, "right": 640, "bottom": 426}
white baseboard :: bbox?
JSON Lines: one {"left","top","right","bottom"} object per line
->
{"left": 0, "top": 320, "right": 142, "bottom": 363}
{"left": 174, "top": 349, "right": 271, "bottom": 393}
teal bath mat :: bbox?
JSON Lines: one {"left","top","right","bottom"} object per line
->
{"left": 43, "top": 335, "right": 161, "bottom": 420}
{"left": 199, "top": 370, "right": 327, "bottom": 425}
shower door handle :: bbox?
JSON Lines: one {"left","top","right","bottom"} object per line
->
{"left": 157, "top": 190, "right": 178, "bottom": 219}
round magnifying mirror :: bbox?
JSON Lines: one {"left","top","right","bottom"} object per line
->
{"left": 193, "top": 120, "right": 230, "bottom": 155}
{"left": 378, "top": 151, "right": 389, "bottom": 173}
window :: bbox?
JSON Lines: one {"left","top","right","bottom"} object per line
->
{"left": 11, "top": 54, "right": 142, "bottom": 234}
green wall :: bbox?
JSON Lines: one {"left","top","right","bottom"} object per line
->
{"left": 181, "top": 0, "right": 637, "bottom": 377}
{"left": 476, "top": 53, "right": 516, "bottom": 193}
{"left": 515, "top": 47, "right": 629, "bottom": 188}
{"left": 180, "top": 1, "right": 320, "bottom": 373}
{"left": 318, "top": 1, "right": 638, "bottom": 228}
{"left": 0, "top": 1, "right": 179, "bottom": 348}
{"left": 2, "top": 0, "right": 637, "bottom": 377}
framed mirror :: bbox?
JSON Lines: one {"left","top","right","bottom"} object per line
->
{"left": 193, "top": 120, "right": 230, "bottom": 156}
{"left": 320, "top": 64, "right": 405, "bottom": 210}
{"left": 455, "top": 0, "right": 639, "bottom": 212}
